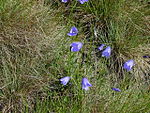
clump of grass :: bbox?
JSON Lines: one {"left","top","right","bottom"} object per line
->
{"left": 0, "top": 0, "right": 67, "bottom": 112}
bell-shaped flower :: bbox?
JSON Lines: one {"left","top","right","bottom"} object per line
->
{"left": 102, "top": 46, "right": 111, "bottom": 58}
{"left": 67, "top": 27, "right": 78, "bottom": 36}
{"left": 81, "top": 78, "right": 92, "bottom": 91}
{"left": 111, "top": 88, "right": 121, "bottom": 92}
{"left": 60, "top": 76, "right": 71, "bottom": 85}
{"left": 98, "top": 44, "right": 105, "bottom": 51}
{"left": 78, "top": 0, "right": 88, "bottom": 4}
{"left": 123, "top": 60, "right": 134, "bottom": 71}
{"left": 70, "top": 42, "right": 83, "bottom": 52}
{"left": 143, "top": 55, "right": 150, "bottom": 58}
{"left": 61, "top": 0, "right": 68, "bottom": 3}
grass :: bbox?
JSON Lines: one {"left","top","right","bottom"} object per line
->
{"left": 0, "top": 0, "right": 150, "bottom": 112}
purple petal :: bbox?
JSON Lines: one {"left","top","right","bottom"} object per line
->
{"left": 78, "top": 0, "right": 88, "bottom": 4}
{"left": 70, "top": 42, "right": 78, "bottom": 47}
{"left": 71, "top": 27, "right": 78, "bottom": 33}
{"left": 143, "top": 55, "right": 150, "bottom": 58}
{"left": 111, "top": 88, "right": 121, "bottom": 92}
{"left": 60, "top": 76, "right": 71, "bottom": 85}
{"left": 82, "top": 78, "right": 92, "bottom": 91}
{"left": 67, "top": 27, "right": 78, "bottom": 36}
{"left": 70, "top": 42, "right": 83, "bottom": 52}
{"left": 123, "top": 60, "right": 134, "bottom": 71}
{"left": 71, "top": 46, "right": 79, "bottom": 52}
{"left": 102, "top": 46, "right": 111, "bottom": 58}
{"left": 61, "top": 0, "right": 68, "bottom": 3}
{"left": 67, "top": 33, "right": 78, "bottom": 36}
{"left": 98, "top": 44, "right": 105, "bottom": 51}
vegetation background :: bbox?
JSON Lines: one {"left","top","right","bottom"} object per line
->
{"left": 0, "top": 0, "right": 150, "bottom": 112}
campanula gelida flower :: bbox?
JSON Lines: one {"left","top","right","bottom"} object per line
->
{"left": 98, "top": 44, "right": 105, "bottom": 51}
{"left": 102, "top": 46, "right": 111, "bottom": 58}
{"left": 123, "top": 60, "right": 134, "bottom": 71}
{"left": 60, "top": 76, "right": 71, "bottom": 85}
{"left": 78, "top": 0, "right": 88, "bottom": 4}
{"left": 61, "top": 0, "right": 68, "bottom": 3}
{"left": 67, "top": 27, "right": 78, "bottom": 36}
{"left": 111, "top": 88, "right": 121, "bottom": 92}
{"left": 70, "top": 42, "right": 83, "bottom": 52}
{"left": 82, "top": 78, "right": 92, "bottom": 91}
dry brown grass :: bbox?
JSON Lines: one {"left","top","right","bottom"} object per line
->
{"left": 0, "top": 0, "right": 65, "bottom": 112}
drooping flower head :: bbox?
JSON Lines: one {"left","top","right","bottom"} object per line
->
{"left": 102, "top": 46, "right": 111, "bottom": 58}
{"left": 67, "top": 27, "right": 78, "bottom": 36}
{"left": 78, "top": 0, "right": 88, "bottom": 4}
{"left": 123, "top": 60, "right": 134, "bottom": 71}
{"left": 60, "top": 76, "right": 71, "bottom": 85}
{"left": 81, "top": 78, "right": 92, "bottom": 91}
{"left": 98, "top": 44, "right": 105, "bottom": 51}
{"left": 70, "top": 42, "right": 83, "bottom": 52}
{"left": 111, "top": 88, "right": 121, "bottom": 92}
{"left": 61, "top": 0, "right": 68, "bottom": 3}
{"left": 143, "top": 55, "right": 150, "bottom": 58}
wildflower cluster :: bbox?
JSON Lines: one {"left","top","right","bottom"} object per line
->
{"left": 59, "top": 1, "right": 135, "bottom": 92}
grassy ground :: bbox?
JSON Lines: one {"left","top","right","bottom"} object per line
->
{"left": 0, "top": 0, "right": 150, "bottom": 112}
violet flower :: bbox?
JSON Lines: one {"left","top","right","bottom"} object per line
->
{"left": 102, "top": 46, "right": 111, "bottom": 58}
{"left": 143, "top": 55, "right": 150, "bottom": 58}
{"left": 123, "top": 60, "right": 134, "bottom": 71}
{"left": 61, "top": 0, "right": 68, "bottom": 3}
{"left": 67, "top": 27, "right": 78, "bottom": 36}
{"left": 60, "top": 76, "right": 71, "bottom": 85}
{"left": 81, "top": 78, "right": 92, "bottom": 91}
{"left": 70, "top": 42, "right": 83, "bottom": 52}
{"left": 78, "top": 0, "right": 88, "bottom": 4}
{"left": 111, "top": 88, "right": 121, "bottom": 92}
{"left": 98, "top": 44, "right": 105, "bottom": 51}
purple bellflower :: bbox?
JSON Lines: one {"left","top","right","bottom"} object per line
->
{"left": 60, "top": 76, "right": 71, "bottom": 85}
{"left": 70, "top": 42, "right": 83, "bottom": 52}
{"left": 111, "top": 88, "right": 121, "bottom": 92}
{"left": 82, "top": 78, "right": 92, "bottom": 91}
{"left": 123, "top": 60, "right": 134, "bottom": 71}
{"left": 61, "top": 0, "right": 68, "bottom": 3}
{"left": 102, "top": 46, "right": 111, "bottom": 58}
{"left": 98, "top": 44, "right": 105, "bottom": 51}
{"left": 78, "top": 0, "right": 88, "bottom": 4}
{"left": 67, "top": 27, "right": 78, "bottom": 36}
{"left": 143, "top": 55, "right": 150, "bottom": 58}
